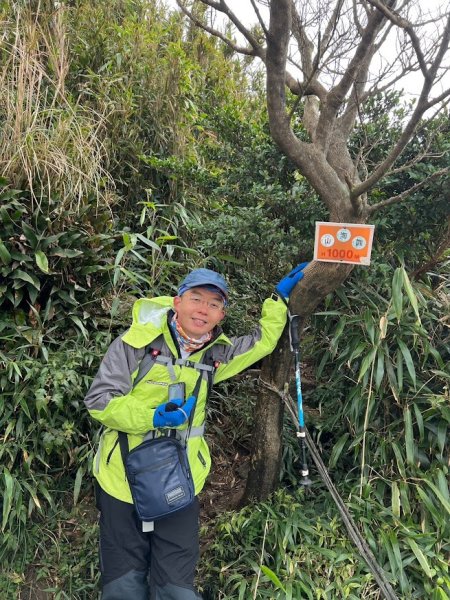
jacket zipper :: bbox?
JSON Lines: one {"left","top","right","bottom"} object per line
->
{"left": 95, "top": 433, "right": 104, "bottom": 474}
{"left": 106, "top": 437, "right": 119, "bottom": 465}
{"left": 198, "top": 451, "right": 206, "bottom": 467}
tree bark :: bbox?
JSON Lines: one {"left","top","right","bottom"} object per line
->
{"left": 244, "top": 262, "right": 353, "bottom": 502}
{"left": 242, "top": 328, "right": 291, "bottom": 501}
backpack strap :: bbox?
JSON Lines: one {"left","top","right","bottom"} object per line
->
{"left": 119, "top": 345, "right": 219, "bottom": 460}
{"left": 174, "top": 358, "right": 215, "bottom": 372}
{"left": 132, "top": 335, "right": 165, "bottom": 389}
{"left": 133, "top": 337, "right": 218, "bottom": 385}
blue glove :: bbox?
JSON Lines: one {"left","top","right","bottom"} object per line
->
{"left": 153, "top": 395, "right": 196, "bottom": 428}
{"left": 275, "top": 262, "right": 309, "bottom": 298}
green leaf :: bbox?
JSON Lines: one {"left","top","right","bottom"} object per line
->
{"left": 0, "top": 240, "right": 12, "bottom": 264}
{"left": 363, "top": 309, "right": 375, "bottom": 344}
{"left": 57, "top": 289, "right": 78, "bottom": 306}
{"left": 436, "top": 470, "right": 450, "bottom": 502}
{"left": 397, "top": 338, "right": 416, "bottom": 387}
{"left": 375, "top": 348, "right": 385, "bottom": 390}
{"left": 436, "top": 421, "right": 447, "bottom": 456}
{"left": 260, "top": 565, "right": 286, "bottom": 593}
{"left": 335, "top": 286, "right": 351, "bottom": 308}
{"left": 73, "top": 466, "right": 84, "bottom": 505}
{"left": 49, "top": 248, "right": 83, "bottom": 258}
{"left": 401, "top": 268, "right": 421, "bottom": 324}
{"left": 330, "top": 316, "right": 347, "bottom": 355}
{"left": 358, "top": 347, "right": 377, "bottom": 382}
{"left": 391, "top": 481, "right": 400, "bottom": 517}
{"left": 422, "top": 480, "right": 450, "bottom": 516}
{"left": 416, "top": 486, "right": 443, "bottom": 526}
{"left": 389, "top": 531, "right": 409, "bottom": 592}
{"left": 348, "top": 342, "right": 368, "bottom": 364}
{"left": 399, "top": 481, "right": 411, "bottom": 515}
{"left": 130, "top": 248, "right": 150, "bottom": 265}
{"left": 316, "top": 350, "right": 331, "bottom": 379}
{"left": 384, "top": 349, "right": 399, "bottom": 402}
{"left": 21, "top": 221, "right": 38, "bottom": 248}
{"left": 155, "top": 234, "right": 178, "bottom": 243}
{"left": 11, "top": 269, "right": 40, "bottom": 289}
{"left": 405, "top": 538, "right": 435, "bottom": 578}
{"left": 110, "top": 297, "right": 120, "bottom": 318}
{"left": 396, "top": 348, "right": 403, "bottom": 392}
{"left": 113, "top": 265, "right": 122, "bottom": 286}
{"left": 114, "top": 246, "right": 127, "bottom": 267}
{"left": 136, "top": 233, "right": 160, "bottom": 251}
{"left": 413, "top": 403, "right": 424, "bottom": 442}
{"left": 20, "top": 394, "right": 32, "bottom": 419}
{"left": 404, "top": 406, "right": 415, "bottom": 466}
{"left": 22, "top": 480, "right": 42, "bottom": 512}
{"left": 69, "top": 315, "right": 88, "bottom": 339}
{"left": 392, "top": 268, "right": 403, "bottom": 321}
{"left": 215, "top": 253, "right": 245, "bottom": 266}
{"left": 392, "top": 442, "right": 406, "bottom": 478}
{"left": 35, "top": 250, "right": 49, "bottom": 273}
{"left": 433, "top": 588, "right": 450, "bottom": 600}
{"left": 329, "top": 433, "right": 350, "bottom": 469}
{"left": 2, "top": 469, "right": 14, "bottom": 531}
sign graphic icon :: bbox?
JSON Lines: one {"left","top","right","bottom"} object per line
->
{"left": 336, "top": 228, "right": 351, "bottom": 242}
{"left": 321, "top": 234, "right": 335, "bottom": 247}
{"left": 314, "top": 222, "right": 375, "bottom": 265}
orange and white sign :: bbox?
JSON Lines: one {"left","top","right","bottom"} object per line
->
{"left": 314, "top": 222, "right": 375, "bottom": 265}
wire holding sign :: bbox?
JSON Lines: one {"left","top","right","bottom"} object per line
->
{"left": 314, "top": 222, "right": 375, "bottom": 266}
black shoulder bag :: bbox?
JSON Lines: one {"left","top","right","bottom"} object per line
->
{"left": 118, "top": 343, "right": 215, "bottom": 522}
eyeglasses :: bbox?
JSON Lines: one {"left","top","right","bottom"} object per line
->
{"left": 186, "top": 295, "right": 225, "bottom": 312}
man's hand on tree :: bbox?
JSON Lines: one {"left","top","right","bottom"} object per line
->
{"left": 276, "top": 262, "right": 309, "bottom": 299}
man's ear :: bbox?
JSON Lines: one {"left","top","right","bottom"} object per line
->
{"left": 173, "top": 295, "right": 181, "bottom": 310}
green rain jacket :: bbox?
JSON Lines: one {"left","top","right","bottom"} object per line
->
{"left": 84, "top": 295, "right": 287, "bottom": 503}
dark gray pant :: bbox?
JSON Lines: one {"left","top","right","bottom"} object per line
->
{"left": 95, "top": 484, "right": 202, "bottom": 599}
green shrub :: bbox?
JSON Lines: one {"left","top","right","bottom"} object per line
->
{"left": 302, "top": 262, "right": 450, "bottom": 597}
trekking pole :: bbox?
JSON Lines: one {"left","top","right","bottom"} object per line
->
{"left": 289, "top": 313, "right": 312, "bottom": 486}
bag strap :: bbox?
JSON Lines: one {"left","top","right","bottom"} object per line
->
{"left": 119, "top": 345, "right": 218, "bottom": 460}
{"left": 186, "top": 344, "right": 217, "bottom": 428}
{"left": 132, "top": 335, "right": 165, "bottom": 389}
{"left": 133, "top": 337, "right": 218, "bottom": 387}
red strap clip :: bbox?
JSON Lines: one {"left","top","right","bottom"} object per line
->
{"left": 151, "top": 348, "right": 160, "bottom": 358}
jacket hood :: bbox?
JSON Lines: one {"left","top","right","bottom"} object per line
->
{"left": 121, "top": 296, "right": 173, "bottom": 348}
{"left": 121, "top": 296, "right": 231, "bottom": 349}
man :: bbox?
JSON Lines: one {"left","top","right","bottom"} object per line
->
{"left": 84, "top": 264, "right": 308, "bottom": 599}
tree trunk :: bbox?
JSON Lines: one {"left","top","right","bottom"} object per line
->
{"left": 243, "top": 328, "right": 292, "bottom": 501}
{"left": 244, "top": 261, "right": 354, "bottom": 502}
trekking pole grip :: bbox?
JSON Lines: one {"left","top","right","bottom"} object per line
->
{"left": 289, "top": 314, "right": 300, "bottom": 350}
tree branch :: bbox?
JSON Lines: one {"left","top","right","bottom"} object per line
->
{"left": 367, "top": 167, "right": 450, "bottom": 215}
{"left": 316, "top": 0, "right": 345, "bottom": 66}
{"left": 265, "top": 0, "right": 350, "bottom": 212}
{"left": 249, "top": 0, "right": 269, "bottom": 38}
{"left": 411, "top": 216, "right": 450, "bottom": 280}
{"left": 352, "top": 13, "right": 450, "bottom": 199}
{"left": 366, "top": 0, "right": 428, "bottom": 77}
{"left": 315, "top": 4, "right": 388, "bottom": 152}
{"left": 290, "top": 0, "right": 314, "bottom": 77}
{"left": 176, "top": 0, "right": 262, "bottom": 56}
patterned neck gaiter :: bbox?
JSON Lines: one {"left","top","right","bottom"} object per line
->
{"left": 170, "top": 314, "right": 212, "bottom": 354}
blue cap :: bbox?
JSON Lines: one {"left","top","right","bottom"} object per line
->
{"left": 178, "top": 268, "right": 229, "bottom": 301}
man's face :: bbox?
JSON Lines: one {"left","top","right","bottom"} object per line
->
{"left": 173, "top": 287, "right": 225, "bottom": 339}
